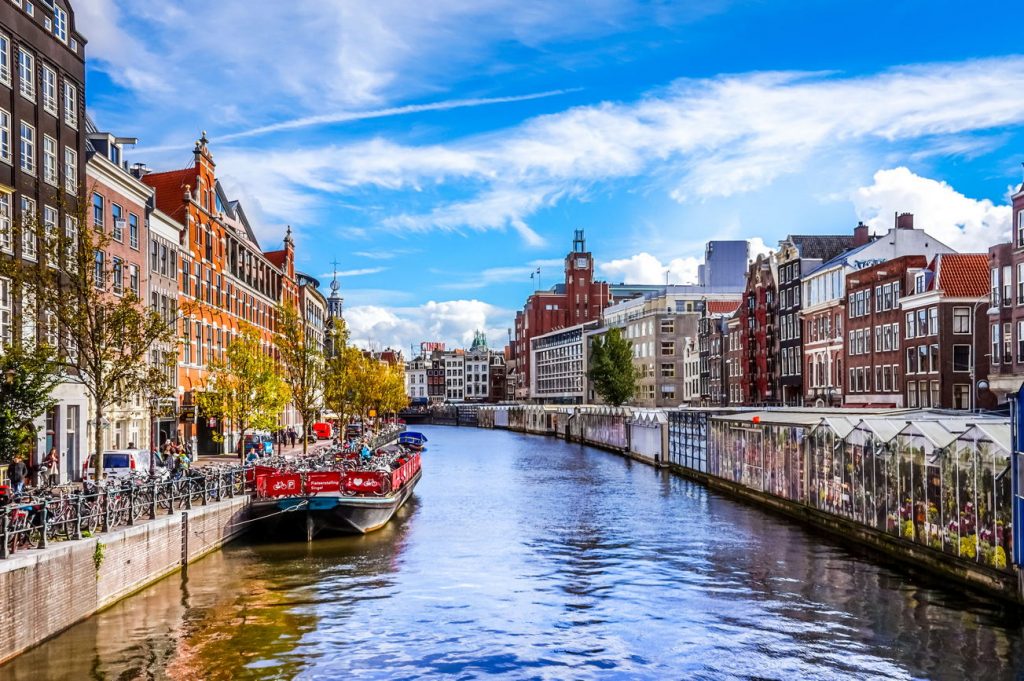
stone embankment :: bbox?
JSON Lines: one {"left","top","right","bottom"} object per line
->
{"left": 0, "top": 495, "right": 248, "bottom": 665}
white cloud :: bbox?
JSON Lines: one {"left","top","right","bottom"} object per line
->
{"left": 852, "top": 167, "right": 1012, "bottom": 252}
{"left": 746, "top": 238, "right": 773, "bottom": 260}
{"left": 439, "top": 258, "right": 565, "bottom": 290}
{"left": 598, "top": 253, "right": 701, "bottom": 285}
{"left": 345, "top": 299, "right": 513, "bottom": 351}
{"left": 316, "top": 267, "right": 388, "bottom": 278}
{"left": 209, "top": 57, "right": 1024, "bottom": 245}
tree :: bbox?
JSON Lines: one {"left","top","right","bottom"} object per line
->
{"left": 195, "top": 326, "right": 289, "bottom": 458}
{"left": 587, "top": 328, "right": 638, "bottom": 406}
{"left": 324, "top": 322, "right": 360, "bottom": 423}
{"left": 0, "top": 188, "right": 176, "bottom": 480}
{"left": 0, "top": 343, "right": 63, "bottom": 463}
{"left": 275, "top": 302, "right": 325, "bottom": 455}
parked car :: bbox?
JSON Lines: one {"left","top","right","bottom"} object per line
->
{"left": 311, "top": 422, "right": 333, "bottom": 440}
{"left": 82, "top": 450, "right": 152, "bottom": 479}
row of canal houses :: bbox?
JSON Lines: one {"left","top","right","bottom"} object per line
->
{"left": 700, "top": 203, "right": 1024, "bottom": 411}
{"left": 0, "top": 1, "right": 341, "bottom": 478}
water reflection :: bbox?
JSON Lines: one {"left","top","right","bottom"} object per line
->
{"left": 4, "top": 426, "right": 1024, "bottom": 680}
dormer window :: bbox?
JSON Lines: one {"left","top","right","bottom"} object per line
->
{"left": 915, "top": 272, "right": 927, "bottom": 294}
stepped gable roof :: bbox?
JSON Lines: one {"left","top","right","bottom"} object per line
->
{"left": 143, "top": 168, "right": 197, "bottom": 222}
{"left": 932, "top": 253, "right": 989, "bottom": 297}
{"left": 706, "top": 300, "right": 740, "bottom": 315}
{"left": 788, "top": 234, "right": 857, "bottom": 261}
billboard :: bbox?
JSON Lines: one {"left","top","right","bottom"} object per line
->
{"left": 420, "top": 341, "right": 446, "bottom": 353}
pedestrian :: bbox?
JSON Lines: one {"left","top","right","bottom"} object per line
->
{"left": 44, "top": 447, "right": 59, "bottom": 486}
{"left": 7, "top": 456, "right": 27, "bottom": 495}
{"left": 288, "top": 428, "right": 297, "bottom": 447}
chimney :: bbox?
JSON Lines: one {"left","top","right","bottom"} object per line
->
{"left": 853, "top": 221, "right": 870, "bottom": 246}
{"left": 896, "top": 212, "right": 914, "bottom": 230}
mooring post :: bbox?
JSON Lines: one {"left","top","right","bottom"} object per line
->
{"left": 305, "top": 511, "right": 314, "bottom": 543}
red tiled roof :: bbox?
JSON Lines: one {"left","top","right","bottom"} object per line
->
{"left": 707, "top": 300, "right": 741, "bottom": 315}
{"left": 143, "top": 168, "right": 197, "bottom": 221}
{"left": 934, "top": 253, "right": 990, "bottom": 297}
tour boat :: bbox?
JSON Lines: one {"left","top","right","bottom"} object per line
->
{"left": 249, "top": 436, "right": 423, "bottom": 537}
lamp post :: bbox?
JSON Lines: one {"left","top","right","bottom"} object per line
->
{"left": 968, "top": 302, "right": 1000, "bottom": 412}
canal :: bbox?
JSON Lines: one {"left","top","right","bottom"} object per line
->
{"left": 5, "top": 426, "right": 1024, "bottom": 680}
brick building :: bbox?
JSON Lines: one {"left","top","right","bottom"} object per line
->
{"left": 802, "top": 214, "right": 954, "bottom": 406}
{"left": 842, "top": 255, "right": 925, "bottom": 408}
{"left": 512, "top": 230, "right": 609, "bottom": 399}
{"left": 900, "top": 253, "right": 994, "bottom": 410}
{"left": 987, "top": 182, "right": 1024, "bottom": 403}
{"left": 699, "top": 301, "right": 739, "bottom": 405}
{"left": 738, "top": 253, "right": 778, "bottom": 405}
{"left": 0, "top": 0, "right": 88, "bottom": 481}
{"left": 142, "top": 134, "right": 299, "bottom": 454}
{"left": 725, "top": 313, "right": 743, "bottom": 405}
{"left": 775, "top": 234, "right": 857, "bottom": 405}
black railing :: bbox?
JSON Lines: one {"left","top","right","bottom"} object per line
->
{"left": 0, "top": 466, "right": 249, "bottom": 559}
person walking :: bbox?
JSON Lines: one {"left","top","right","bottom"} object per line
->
{"left": 43, "top": 447, "right": 59, "bottom": 486}
{"left": 288, "top": 427, "right": 297, "bottom": 448}
{"left": 7, "top": 457, "right": 28, "bottom": 495}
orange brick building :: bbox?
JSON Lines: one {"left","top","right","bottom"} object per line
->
{"left": 143, "top": 133, "right": 298, "bottom": 454}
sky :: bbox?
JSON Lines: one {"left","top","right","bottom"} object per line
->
{"left": 76, "top": 0, "right": 1024, "bottom": 354}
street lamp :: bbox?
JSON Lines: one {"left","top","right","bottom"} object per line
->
{"left": 969, "top": 303, "right": 1000, "bottom": 412}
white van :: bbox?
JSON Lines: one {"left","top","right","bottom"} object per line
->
{"left": 81, "top": 449, "right": 152, "bottom": 480}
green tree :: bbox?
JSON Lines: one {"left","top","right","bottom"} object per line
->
{"left": 195, "top": 326, "right": 289, "bottom": 458}
{"left": 587, "top": 328, "right": 638, "bottom": 406}
{"left": 324, "top": 322, "right": 360, "bottom": 423}
{"left": 1, "top": 188, "right": 176, "bottom": 480}
{"left": 0, "top": 343, "right": 63, "bottom": 463}
{"left": 275, "top": 302, "right": 325, "bottom": 455}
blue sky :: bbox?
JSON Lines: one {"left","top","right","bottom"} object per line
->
{"left": 77, "top": 0, "right": 1024, "bottom": 353}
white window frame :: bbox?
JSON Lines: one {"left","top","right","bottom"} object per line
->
{"left": 19, "top": 121, "right": 34, "bottom": 175}
{"left": 0, "top": 275, "right": 10, "bottom": 345}
{"left": 0, "top": 33, "right": 9, "bottom": 86}
{"left": 62, "top": 80, "right": 77, "bottom": 129}
{"left": 42, "top": 134, "right": 57, "bottom": 185}
{"left": 0, "top": 108, "right": 9, "bottom": 165}
{"left": 53, "top": 4, "right": 68, "bottom": 43}
{"left": 0, "top": 192, "right": 9, "bottom": 254}
{"left": 41, "top": 64, "right": 56, "bottom": 115}
{"left": 63, "top": 146, "right": 76, "bottom": 193}
{"left": 17, "top": 48, "right": 34, "bottom": 100}
{"left": 64, "top": 215, "right": 77, "bottom": 272}
{"left": 20, "top": 195, "right": 36, "bottom": 261}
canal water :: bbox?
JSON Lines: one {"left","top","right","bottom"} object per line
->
{"left": 6, "top": 426, "right": 1024, "bottom": 680}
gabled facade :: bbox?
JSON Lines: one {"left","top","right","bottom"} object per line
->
{"left": 738, "top": 253, "right": 778, "bottom": 405}
{"left": 987, "top": 183, "right": 1024, "bottom": 403}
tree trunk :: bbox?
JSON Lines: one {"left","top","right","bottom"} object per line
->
{"left": 93, "top": 405, "right": 105, "bottom": 482}
{"left": 302, "top": 411, "right": 308, "bottom": 456}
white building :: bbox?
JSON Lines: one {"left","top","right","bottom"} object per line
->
{"left": 443, "top": 351, "right": 465, "bottom": 401}
{"left": 464, "top": 331, "right": 491, "bottom": 401}
{"left": 405, "top": 355, "right": 429, "bottom": 402}
{"left": 530, "top": 321, "right": 597, "bottom": 404}
{"left": 682, "top": 337, "right": 700, "bottom": 404}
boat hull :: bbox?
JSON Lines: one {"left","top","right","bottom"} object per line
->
{"left": 250, "top": 469, "right": 422, "bottom": 536}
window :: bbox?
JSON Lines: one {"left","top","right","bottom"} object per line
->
{"left": 111, "top": 203, "right": 123, "bottom": 241}
{"left": 41, "top": 65, "right": 56, "bottom": 115}
{"left": 953, "top": 384, "right": 970, "bottom": 410}
{"left": 1005, "top": 324, "right": 1013, "bottom": 362}
{"left": 0, "top": 109, "right": 9, "bottom": 164}
{"left": 19, "top": 121, "right": 34, "bottom": 174}
{"left": 62, "top": 81, "right": 77, "bottom": 128}
{"left": 128, "top": 213, "right": 139, "bottom": 249}
{"left": 0, "top": 276, "right": 9, "bottom": 344}
{"left": 42, "top": 134, "right": 56, "bottom": 185}
{"left": 953, "top": 345, "right": 971, "bottom": 372}
{"left": 0, "top": 193, "right": 9, "bottom": 254}
{"left": 112, "top": 258, "right": 123, "bottom": 295}
{"left": 906, "top": 312, "right": 915, "bottom": 339}
{"left": 992, "top": 268, "right": 1000, "bottom": 307}
{"left": 0, "top": 33, "right": 9, "bottom": 85}
{"left": 883, "top": 365, "right": 892, "bottom": 392}
{"left": 53, "top": 4, "right": 68, "bottom": 43}
{"left": 1019, "top": 210, "right": 1024, "bottom": 249}
{"left": 1003, "top": 266, "right": 1012, "bottom": 306}
{"left": 17, "top": 49, "right": 33, "bottom": 99}
{"left": 931, "top": 381, "right": 940, "bottom": 409}
{"left": 952, "top": 307, "right": 971, "bottom": 334}
{"left": 20, "top": 196, "right": 35, "bottom": 261}
{"left": 64, "top": 146, "right": 76, "bottom": 192}
{"left": 661, "top": 341, "right": 675, "bottom": 356}
{"left": 93, "top": 250, "right": 104, "bottom": 289}
{"left": 1019, "top": 263, "right": 1024, "bottom": 305}
{"left": 661, "top": 362, "right": 675, "bottom": 378}
{"left": 993, "top": 323, "right": 1001, "bottom": 364}
{"left": 24, "top": 2, "right": 33, "bottom": 17}
{"left": 64, "top": 216, "right": 77, "bottom": 271}
{"left": 92, "top": 193, "right": 103, "bottom": 229}
{"left": 660, "top": 319, "right": 674, "bottom": 334}
{"left": 1019, "top": 321, "right": 1024, "bottom": 362}
{"left": 42, "top": 205, "right": 56, "bottom": 265}
{"left": 928, "top": 307, "right": 938, "bottom": 336}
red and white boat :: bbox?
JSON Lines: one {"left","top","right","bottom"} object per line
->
{"left": 249, "top": 437, "right": 423, "bottom": 536}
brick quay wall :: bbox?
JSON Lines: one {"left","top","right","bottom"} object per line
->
{"left": 0, "top": 495, "right": 250, "bottom": 665}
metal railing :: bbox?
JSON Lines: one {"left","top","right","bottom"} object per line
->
{"left": 0, "top": 466, "right": 249, "bottom": 559}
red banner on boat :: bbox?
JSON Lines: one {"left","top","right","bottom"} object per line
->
{"left": 344, "top": 471, "right": 386, "bottom": 494}
{"left": 391, "top": 454, "right": 421, "bottom": 491}
{"left": 306, "top": 471, "right": 342, "bottom": 494}
{"left": 246, "top": 465, "right": 279, "bottom": 484}
{"left": 261, "top": 473, "right": 302, "bottom": 497}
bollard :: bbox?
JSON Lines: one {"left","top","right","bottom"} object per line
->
{"left": 149, "top": 480, "right": 158, "bottom": 520}
{"left": 38, "top": 499, "right": 48, "bottom": 549}
{"left": 102, "top": 490, "right": 110, "bottom": 533}
{"left": 127, "top": 484, "right": 136, "bottom": 527}
{"left": 1, "top": 508, "right": 9, "bottom": 559}
{"left": 74, "top": 493, "right": 83, "bottom": 540}
{"left": 185, "top": 479, "right": 193, "bottom": 510}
